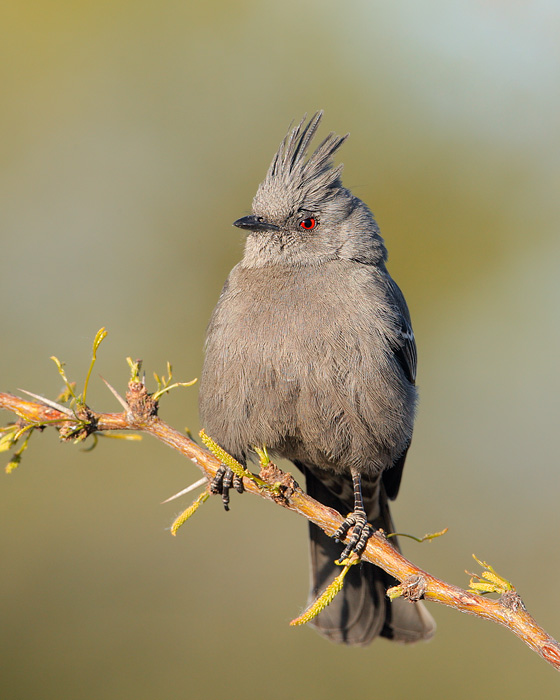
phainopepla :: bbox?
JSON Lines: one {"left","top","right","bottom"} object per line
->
{"left": 199, "top": 112, "right": 436, "bottom": 645}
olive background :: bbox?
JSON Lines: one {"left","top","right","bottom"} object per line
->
{"left": 1, "top": 2, "right": 560, "bottom": 698}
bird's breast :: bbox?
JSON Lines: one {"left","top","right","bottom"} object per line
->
{"left": 199, "top": 261, "right": 414, "bottom": 471}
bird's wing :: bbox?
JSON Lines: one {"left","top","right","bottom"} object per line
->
{"left": 387, "top": 276, "right": 417, "bottom": 385}
{"left": 381, "top": 276, "right": 417, "bottom": 499}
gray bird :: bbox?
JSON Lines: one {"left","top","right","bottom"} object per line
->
{"left": 199, "top": 112, "right": 436, "bottom": 645}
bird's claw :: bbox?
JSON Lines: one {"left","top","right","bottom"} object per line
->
{"left": 334, "top": 510, "right": 373, "bottom": 560}
{"left": 210, "top": 465, "right": 244, "bottom": 510}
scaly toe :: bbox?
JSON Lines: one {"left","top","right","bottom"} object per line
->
{"left": 335, "top": 510, "right": 373, "bottom": 561}
{"left": 210, "top": 465, "right": 240, "bottom": 511}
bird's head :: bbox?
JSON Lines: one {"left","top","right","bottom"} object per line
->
{"left": 235, "top": 112, "right": 387, "bottom": 268}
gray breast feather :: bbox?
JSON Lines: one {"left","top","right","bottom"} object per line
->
{"left": 199, "top": 260, "right": 417, "bottom": 474}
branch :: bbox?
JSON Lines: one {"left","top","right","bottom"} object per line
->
{"left": 1, "top": 379, "right": 559, "bottom": 672}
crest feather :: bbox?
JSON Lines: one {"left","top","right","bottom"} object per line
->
{"left": 258, "top": 112, "right": 349, "bottom": 212}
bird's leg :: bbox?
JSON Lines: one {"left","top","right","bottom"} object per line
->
{"left": 210, "top": 465, "right": 244, "bottom": 511}
{"left": 334, "top": 468, "right": 373, "bottom": 560}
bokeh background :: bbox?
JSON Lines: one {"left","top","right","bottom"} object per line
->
{"left": 2, "top": 1, "right": 560, "bottom": 697}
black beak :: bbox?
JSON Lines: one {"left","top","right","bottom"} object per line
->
{"left": 233, "top": 215, "right": 280, "bottom": 232}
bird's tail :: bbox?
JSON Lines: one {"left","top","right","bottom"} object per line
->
{"left": 303, "top": 467, "right": 436, "bottom": 646}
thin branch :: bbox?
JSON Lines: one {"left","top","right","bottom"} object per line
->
{"left": 1, "top": 384, "right": 559, "bottom": 672}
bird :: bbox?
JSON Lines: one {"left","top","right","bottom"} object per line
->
{"left": 198, "top": 112, "right": 436, "bottom": 645}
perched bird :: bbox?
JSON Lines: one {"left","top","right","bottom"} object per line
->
{"left": 199, "top": 112, "right": 435, "bottom": 645}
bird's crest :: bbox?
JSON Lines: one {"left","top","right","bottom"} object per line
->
{"left": 254, "top": 112, "right": 349, "bottom": 216}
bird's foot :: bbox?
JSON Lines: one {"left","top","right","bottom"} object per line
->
{"left": 334, "top": 509, "right": 373, "bottom": 561}
{"left": 210, "top": 465, "right": 244, "bottom": 511}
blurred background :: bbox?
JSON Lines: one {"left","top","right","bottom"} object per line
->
{"left": 1, "top": 1, "right": 560, "bottom": 697}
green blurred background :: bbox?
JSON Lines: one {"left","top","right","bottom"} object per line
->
{"left": 1, "top": 1, "right": 560, "bottom": 697}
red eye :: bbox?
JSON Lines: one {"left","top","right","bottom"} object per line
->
{"left": 299, "top": 217, "right": 316, "bottom": 230}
